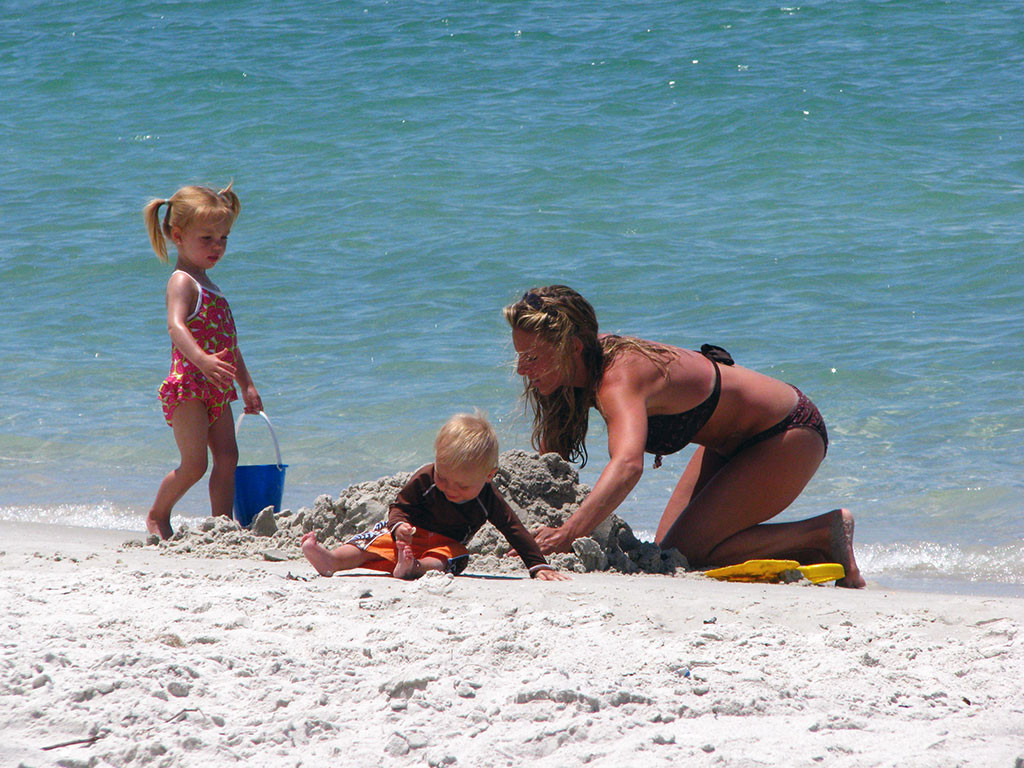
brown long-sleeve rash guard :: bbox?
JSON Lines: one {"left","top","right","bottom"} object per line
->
{"left": 388, "top": 464, "right": 552, "bottom": 575}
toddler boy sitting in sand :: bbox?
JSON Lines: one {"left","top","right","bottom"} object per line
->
{"left": 301, "top": 412, "right": 570, "bottom": 581}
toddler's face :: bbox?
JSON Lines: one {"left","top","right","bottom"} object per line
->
{"left": 433, "top": 460, "right": 493, "bottom": 504}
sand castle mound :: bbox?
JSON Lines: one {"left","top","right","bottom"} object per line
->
{"left": 150, "top": 450, "right": 687, "bottom": 576}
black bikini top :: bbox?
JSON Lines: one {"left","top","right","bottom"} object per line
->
{"left": 645, "top": 344, "right": 734, "bottom": 467}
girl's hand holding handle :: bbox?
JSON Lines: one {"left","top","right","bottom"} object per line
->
{"left": 242, "top": 384, "right": 263, "bottom": 414}
{"left": 231, "top": 349, "right": 260, "bottom": 413}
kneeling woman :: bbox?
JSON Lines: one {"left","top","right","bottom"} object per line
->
{"left": 504, "top": 285, "right": 864, "bottom": 588}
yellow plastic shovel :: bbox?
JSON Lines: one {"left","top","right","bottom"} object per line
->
{"left": 704, "top": 559, "right": 845, "bottom": 585}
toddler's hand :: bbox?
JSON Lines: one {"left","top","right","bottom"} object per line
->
{"left": 394, "top": 523, "right": 416, "bottom": 544}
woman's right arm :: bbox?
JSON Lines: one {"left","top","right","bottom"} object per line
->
{"left": 532, "top": 373, "right": 650, "bottom": 553}
{"left": 165, "top": 274, "right": 235, "bottom": 388}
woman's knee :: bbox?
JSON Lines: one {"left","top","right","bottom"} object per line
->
{"left": 682, "top": 545, "right": 714, "bottom": 568}
{"left": 656, "top": 529, "right": 713, "bottom": 566}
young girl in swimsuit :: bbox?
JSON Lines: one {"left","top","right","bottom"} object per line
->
{"left": 143, "top": 184, "right": 263, "bottom": 539}
{"left": 504, "top": 285, "right": 865, "bottom": 588}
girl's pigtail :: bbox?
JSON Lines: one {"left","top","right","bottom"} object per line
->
{"left": 143, "top": 198, "right": 170, "bottom": 263}
{"left": 218, "top": 182, "right": 242, "bottom": 220}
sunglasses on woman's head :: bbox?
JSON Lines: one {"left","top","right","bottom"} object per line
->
{"left": 521, "top": 292, "right": 544, "bottom": 310}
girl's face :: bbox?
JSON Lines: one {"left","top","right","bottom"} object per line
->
{"left": 172, "top": 217, "right": 232, "bottom": 271}
{"left": 513, "top": 328, "right": 568, "bottom": 396}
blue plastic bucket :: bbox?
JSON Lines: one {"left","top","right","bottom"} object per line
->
{"left": 233, "top": 411, "right": 288, "bottom": 528}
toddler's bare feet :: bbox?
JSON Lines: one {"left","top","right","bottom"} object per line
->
{"left": 829, "top": 508, "right": 866, "bottom": 588}
{"left": 393, "top": 542, "right": 419, "bottom": 580}
{"left": 301, "top": 531, "right": 338, "bottom": 577}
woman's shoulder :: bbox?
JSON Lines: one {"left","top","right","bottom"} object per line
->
{"left": 597, "top": 344, "right": 670, "bottom": 401}
{"left": 601, "top": 336, "right": 682, "bottom": 372}
{"left": 600, "top": 333, "right": 683, "bottom": 355}
{"left": 598, "top": 340, "right": 712, "bottom": 404}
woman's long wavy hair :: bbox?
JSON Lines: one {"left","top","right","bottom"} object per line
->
{"left": 504, "top": 285, "right": 669, "bottom": 466}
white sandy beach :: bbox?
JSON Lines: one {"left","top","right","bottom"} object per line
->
{"left": 2, "top": 519, "right": 1022, "bottom": 768}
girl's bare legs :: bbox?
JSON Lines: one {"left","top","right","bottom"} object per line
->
{"left": 393, "top": 542, "right": 445, "bottom": 580}
{"left": 656, "top": 430, "right": 865, "bottom": 588}
{"left": 206, "top": 406, "right": 238, "bottom": 519}
{"left": 300, "top": 532, "right": 375, "bottom": 576}
{"left": 146, "top": 400, "right": 210, "bottom": 539}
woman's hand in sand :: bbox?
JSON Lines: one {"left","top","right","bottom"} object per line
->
{"left": 531, "top": 525, "right": 575, "bottom": 555}
{"left": 534, "top": 568, "right": 572, "bottom": 582}
{"left": 393, "top": 522, "right": 416, "bottom": 544}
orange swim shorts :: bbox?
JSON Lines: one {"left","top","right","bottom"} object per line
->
{"left": 346, "top": 521, "right": 469, "bottom": 575}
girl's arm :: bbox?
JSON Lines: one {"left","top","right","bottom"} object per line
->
{"left": 165, "top": 273, "right": 236, "bottom": 389}
{"left": 532, "top": 373, "right": 649, "bottom": 554}
{"left": 232, "top": 346, "right": 263, "bottom": 414}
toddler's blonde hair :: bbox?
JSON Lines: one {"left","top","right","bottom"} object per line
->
{"left": 143, "top": 183, "right": 242, "bottom": 263}
{"left": 434, "top": 411, "right": 499, "bottom": 475}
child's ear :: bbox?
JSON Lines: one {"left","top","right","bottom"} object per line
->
{"left": 486, "top": 468, "right": 497, "bottom": 482}
{"left": 170, "top": 226, "right": 183, "bottom": 245}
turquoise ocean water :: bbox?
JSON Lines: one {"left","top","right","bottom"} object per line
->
{"left": 2, "top": 1, "right": 1021, "bottom": 595}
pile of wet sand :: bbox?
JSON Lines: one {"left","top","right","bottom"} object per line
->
{"left": 147, "top": 449, "right": 687, "bottom": 576}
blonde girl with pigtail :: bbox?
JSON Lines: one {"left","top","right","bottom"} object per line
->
{"left": 143, "top": 183, "right": 262, "bottom": 539}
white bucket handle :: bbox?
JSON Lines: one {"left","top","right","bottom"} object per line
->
{"left": 235, "top": 410, "right": 284, "bottom": 468}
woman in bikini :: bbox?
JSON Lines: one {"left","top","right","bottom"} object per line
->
{"left": 504, "top": 285, "right": 865, "bottom": 588}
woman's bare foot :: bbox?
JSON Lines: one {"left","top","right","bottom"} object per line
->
{"left": 393, "top": 542, "right": 420, "bottom": 580}
{"left": 146, "top": 513, "right": 173, "bottom": 540}
{"left": 300, "top": 531, "right": 338, "bottom": 577}
{"left": 829, "top": 508, "right": 866, "bottom": 588}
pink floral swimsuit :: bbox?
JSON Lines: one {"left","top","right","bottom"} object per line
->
{"left": 158, "top": 271, "right": 238, "bottom": 426}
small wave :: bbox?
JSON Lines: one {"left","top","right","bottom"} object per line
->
{"left": 1, "top": 503, "right": 147, "bottom": 532}
{"left": 860, "top": 540, "right": 1024, "bottom": 590}
{"left": 0, "top": 504, "right": 232, "bottom": 535}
